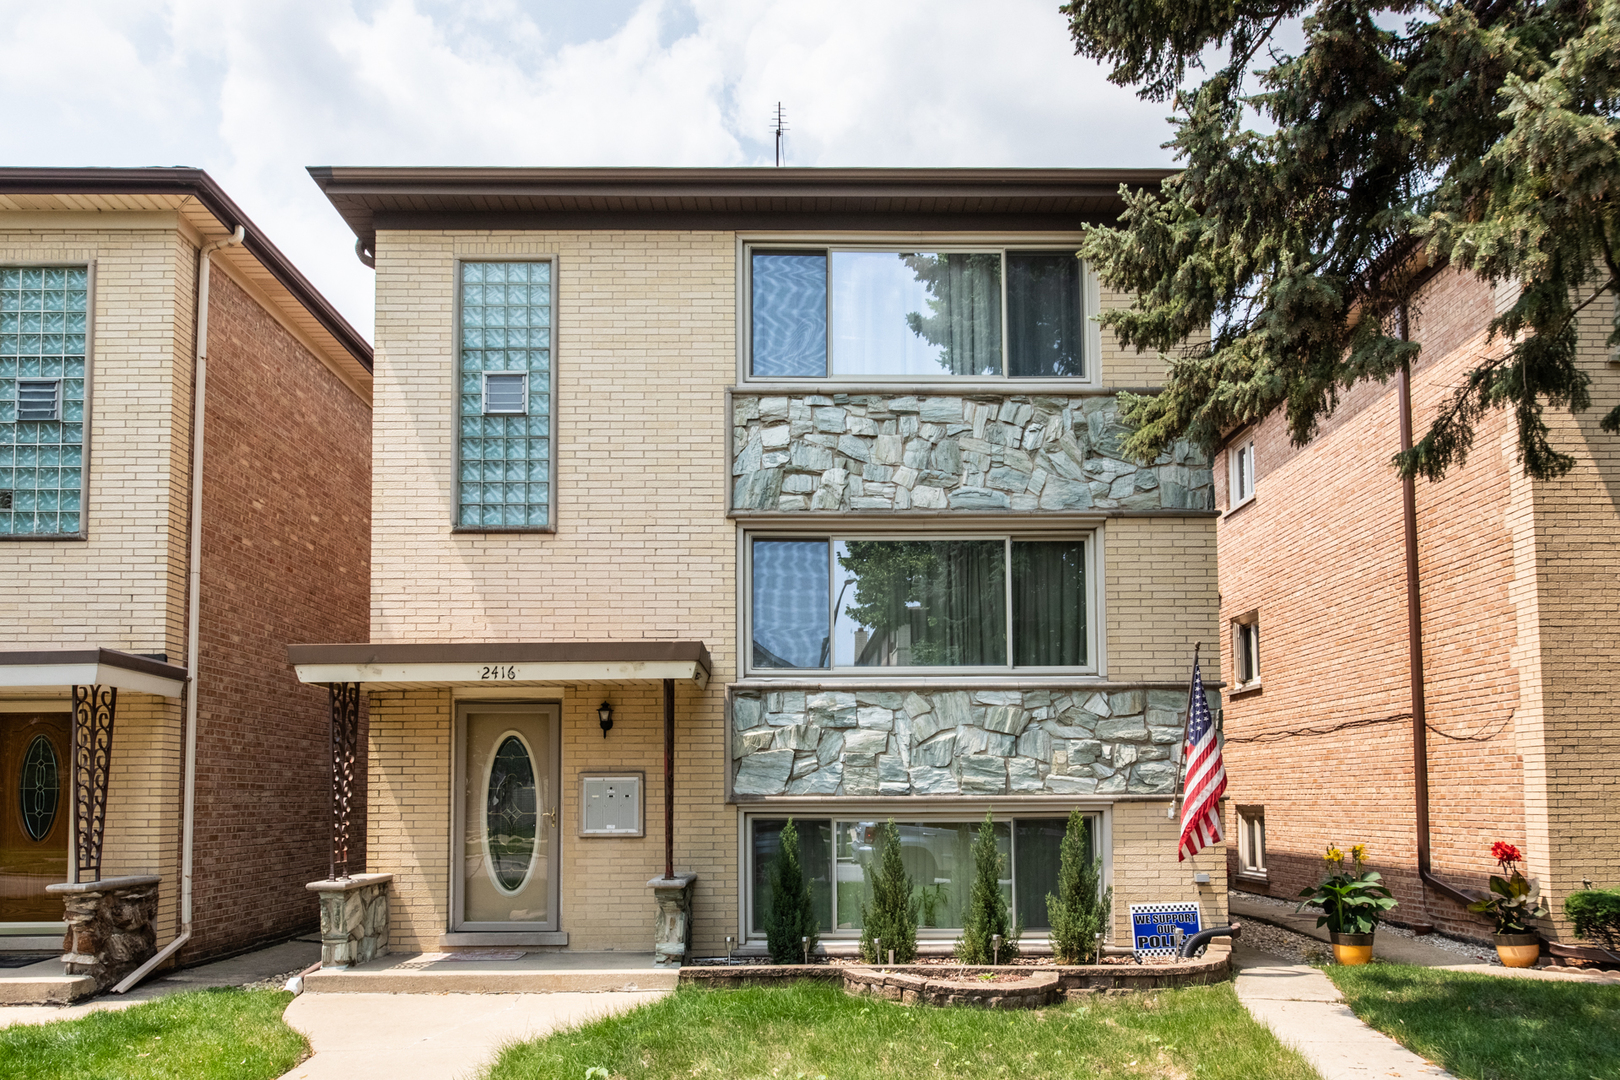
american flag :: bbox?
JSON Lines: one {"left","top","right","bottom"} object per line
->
{"left": 1177, "top": 657, "right": 1227, "bottom": 861}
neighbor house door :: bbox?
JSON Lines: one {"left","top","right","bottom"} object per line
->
{"left": 453, "top": 703, "right": 561, "bottom": 931}
{"left": 0, "top": 714, "right": 70, "bottom": 922}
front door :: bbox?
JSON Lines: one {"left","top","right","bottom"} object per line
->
{"left": 0, "top": 714, "right": 70, "bottom": 922}
{"left": 454, "top": 703, "right": 560, "bottom": 931}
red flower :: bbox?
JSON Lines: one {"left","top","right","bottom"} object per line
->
{"left": 1491, "top": 841, "right": 1522, "bottom": 865}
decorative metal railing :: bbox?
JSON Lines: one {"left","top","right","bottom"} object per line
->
{"left": 329, "top": 682, "right": 361, "bottom": 880}
{"left": 71, "top": 684, "right": 117, "bottom": 881}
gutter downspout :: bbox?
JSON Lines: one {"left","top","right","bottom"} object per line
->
{"left": 1395, "top": 308, "right": 1476, "bottom": 913}
{"left": 113, "top": 225, "right": 245, "bottom": 994}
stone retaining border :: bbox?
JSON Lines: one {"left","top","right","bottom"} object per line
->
{"left": 680, "top": 945, "right": 1230, "bottom": 1003}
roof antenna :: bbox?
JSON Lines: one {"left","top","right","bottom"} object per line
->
{"left": 772, "top": 102, "right": 789, "bottom": 167}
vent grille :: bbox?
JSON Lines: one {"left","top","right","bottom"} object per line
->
{"left": 16, "top": 379, "right": 61, "bottom": 422}
{"left": 482, "top": 373, "right": 528, "bottom": 415}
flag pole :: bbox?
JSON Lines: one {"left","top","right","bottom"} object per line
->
{"left": 1169, "top": 642, "right": 1202, "bottom": 819}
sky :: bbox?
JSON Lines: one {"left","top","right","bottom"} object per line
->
{"left": 0, "top": 0, "right": 1183, "bottom": 338}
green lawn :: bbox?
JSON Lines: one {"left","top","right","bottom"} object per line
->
{"left": 0, "top": 987, "right": 308, "bottom": 1080}
{"left": 485, "top": 980, "right": 1320, "bottom": 1080}
{"left": 1328, "top": 964, "right": 1620, "bottom": 1080}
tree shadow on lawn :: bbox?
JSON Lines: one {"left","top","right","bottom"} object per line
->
{"left": 1328, "top": 963, "right": 1620, "bottom": 1080}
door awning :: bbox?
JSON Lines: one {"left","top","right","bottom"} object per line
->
{"left": 0, "top": 648, "right": 188, "bottom": 698}
{"left": 287, "top": 641, "right": 712, "bottom": 690}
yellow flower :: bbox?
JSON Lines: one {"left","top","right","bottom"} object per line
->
{"left": 1351, "top": 844, "right": 1368, "bottom": 863}
{"left": 1324, "top": 845, "right": 1344, "bottom": 865}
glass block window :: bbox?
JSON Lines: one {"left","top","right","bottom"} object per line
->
{"left": 1, "top": 267, "right": 89, "bottom": 537}
{"left": 458, "top": 262, "right": 552, "bottom": 529}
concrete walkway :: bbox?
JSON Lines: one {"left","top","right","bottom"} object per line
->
{"left": 1232, "top": 943, "right": 1457, "bottom": 1080}
{"left": 278, "top": 990, "right": 666, "bottom": 1080}
{"left": 0, "top": 938, "right": 318, "bottom": 1028}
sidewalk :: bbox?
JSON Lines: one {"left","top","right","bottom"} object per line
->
{"left": 278, "top": 990, "right": 666, "bottom": 1080}
{"left": 1232, "top": 943, "right": 1457, "bottom": 1080}
{"left": 0, "top": 937, "right": 318, "bottom": 1029}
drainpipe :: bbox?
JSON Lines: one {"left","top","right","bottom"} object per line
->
{"left": 112, "top": 225, "right": 245, "bottom": 994}
{"left": 1395, "top": 309, "right": 1476, "bottom": 913}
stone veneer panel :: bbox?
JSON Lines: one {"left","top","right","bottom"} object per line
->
{"left": 732, "top": 687, "right": 1210, "bottom": 797}
{"left": 731, "top": 393, "right": 1212, "bottom": 513}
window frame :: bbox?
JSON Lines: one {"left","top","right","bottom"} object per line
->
{"left": 740, "top": 807, "right": 1110, "bottom": 942}
{"left": 1236, "top": 806, "right": 1266, "bottom": 877}
{"left": 738, "top": 238, "right": 1103, "bottom": 387}
{"left": 741, "top": 526, "right": 1102, "bottom": 678}
{"left": 1228, "top": 437, "right": 1256, "bottom": 511}
{"left": 1, "top": 261, "right": 95, "bottom": 543}
{"left": 1231, "top": 614, "right": 1260, "bottom": 691}
{"left": 450, "top": 256, "right": 559, "bottom": 535}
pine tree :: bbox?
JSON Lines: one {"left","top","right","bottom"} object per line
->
{"left": 1064, "top": 0, "right": 1620, "bottom": 482}
{"left": 765, "top": 818, "right": 818, "bottom": 964}
{"left": 1047, "top": 808, "right": 1113, "bottom": 964}
{"left": 956, "top": 811, "right": 1020, "bottom": 964}
{"left": 859, "top": 819, "right": 918, "bottom": 963}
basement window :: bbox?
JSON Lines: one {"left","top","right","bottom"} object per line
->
{"left": 1237, "top": 807, "right": 1266, "bottom": 877}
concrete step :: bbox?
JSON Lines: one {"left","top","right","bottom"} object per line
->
{"left": 302, "top": 951, "right": 678, "bottom": 994}
{"left": 0, "top": 956, "right": 97, "bottom": 1005}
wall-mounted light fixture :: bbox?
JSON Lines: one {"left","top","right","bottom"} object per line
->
{"left": 597, "top": 701, "right": 614, "bottom": 739}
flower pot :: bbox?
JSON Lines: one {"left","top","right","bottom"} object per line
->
{"left": 1492, "top": 932, "right": 1540, "bottom": 968}
{"left": 1329, "top": 931, "right": 1375, "bottom": 965}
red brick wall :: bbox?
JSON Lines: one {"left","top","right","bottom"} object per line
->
{"left": 1216, "top": 268, "right": 1526, "bottom": 938}
{"left": 188, "top": 270, "right": 370, "bottom": 960}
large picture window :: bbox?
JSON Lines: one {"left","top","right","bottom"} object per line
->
{"left": 749, "top": 248, "right": 1090, "bottom": 380}
{"left": 748, "top": 814, "right": 1097, "bottom": 937}
{"left": 456, "top": 260, "right": 553, "bottom": 530}
{"left": 1, "top": 267, "right": 89, "bottom": 538}
{"left": 749, "top": 535, "right": 1091, "bottom": 672}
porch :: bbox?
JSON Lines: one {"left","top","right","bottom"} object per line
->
{"left": 301, "top": 948, "right": 675, "bottom": 993}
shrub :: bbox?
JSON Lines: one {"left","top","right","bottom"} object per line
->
{"left": 1564, "top": 889, "right": 1620, "bottom": 952}
{"left": 858, "top": 819, "right": 918, "bottom": 963}
{"left": 956, "top": 810, "right": 1020, "bottom": 964}
{"left": 765, "top": 818, "right": 819, "bottom": 964}
{"left": 1047, "top": 808, "right": 1112, "bottom": 963}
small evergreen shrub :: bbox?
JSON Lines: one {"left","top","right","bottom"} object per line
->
{"left": 1565, "top": 888, "right": 1620, "bottom": 952}
{"left": 765, "top": 818, "right": 819, "bottom": 964}
{"left": 1047, "top": 808, "right": 1113, "bottom": 964}
{"left": 859, "top": 819, "right": 918, "bottom": 963}
{"left": 956, "top": 810, "right": 1020, "bottom": 964}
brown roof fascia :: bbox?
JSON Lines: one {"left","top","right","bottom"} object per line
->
{"left": 0, "top": 647, "right": 188, "bottom": 680}
{"left": 307, "top": 166, "right": 1177, "bottom": 249}
{"left": 0, "top": 167, "right": 372, "bottom": 372}
{"left": 286, "top": 640, "right": 713, "bottom": 675}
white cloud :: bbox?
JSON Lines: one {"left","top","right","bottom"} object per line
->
{"left": 0, "top": 0, "right": 1177, "bottom": 336}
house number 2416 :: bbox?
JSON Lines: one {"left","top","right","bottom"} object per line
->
{"left": 480, "top": 665, "right": 517, "bottom": 680}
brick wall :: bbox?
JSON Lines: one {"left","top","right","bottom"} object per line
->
{"left": 1216, "top": 266, "right": 1619, "bottom": 940}
{"left": 188, "top": 269, "right": 371, "bottom": 960}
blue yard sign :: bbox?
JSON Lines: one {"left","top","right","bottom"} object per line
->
{"left": 1129, "top": 902, "right": 1202, "bottom": 957}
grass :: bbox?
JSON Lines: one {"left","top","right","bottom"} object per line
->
{"left": 0, "top": 987, "right": 308, "bottom": 1080}
{"left": 485, "top": 980, "right": 1320, "bottom": 1080}
{"left": 1328, "top": 963, "right": 1620, "bottom": 1080}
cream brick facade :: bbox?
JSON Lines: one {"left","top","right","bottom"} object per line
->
{"left": 362, "top": 213, "right": 1224, "bottom": 958}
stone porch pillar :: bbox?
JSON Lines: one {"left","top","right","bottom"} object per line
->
{"left": 648, "top": 873, "right": 697, "bottom": 966}
{"left": 307, "top": 873, "right": 392, "bottom": 968}
{"left": 46, "top": 875, "right": 161, "bottom": 992}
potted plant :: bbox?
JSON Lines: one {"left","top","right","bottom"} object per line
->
{"left": 1297, "top": 844, "right": 1396, "bottom": 965}
{"left": 1468, "top": 842, "right": 1547, "bottom": 967}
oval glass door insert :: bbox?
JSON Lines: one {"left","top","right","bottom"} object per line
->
{"left": 20, "top": 734, "right": 60, "bottom": 841}
{"left": 484, "top": 733, "right": 538, "bottom": 894}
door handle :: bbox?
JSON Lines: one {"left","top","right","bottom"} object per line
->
{"left": 544, "top": 808, "right": 558, "bottom": 829}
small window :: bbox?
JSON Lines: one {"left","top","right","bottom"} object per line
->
{"left": 19, "top": 734, "right": 60, "bottom": 841}
{"left": 1237, "top": 807, "right": 1266, "bottom": 876}
{"left": 17, "top": 379, "right": 61, "bottom": 422}
{"left": 1233, "top": 615, "right": 1260, "bottom": 689}
{"left": 1229, "top": 438, "right": 1255, "bottom": 508}
{"left": 482, "top": 373, "right": 528, "bottom": 415}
